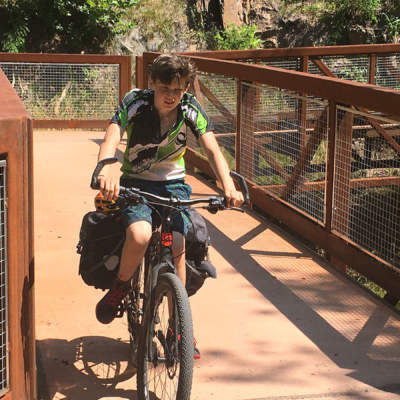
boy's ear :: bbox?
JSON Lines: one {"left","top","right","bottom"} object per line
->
{"left": 148, "top": 78, "right": 155, "bottom": 89}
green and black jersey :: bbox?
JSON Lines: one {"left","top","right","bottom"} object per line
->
{"left": 111, "top": 89, "right": 213, "bottom": 181}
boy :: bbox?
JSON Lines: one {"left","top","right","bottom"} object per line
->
{"left": 95, "top": 54, "right": 243, "bottom": 356}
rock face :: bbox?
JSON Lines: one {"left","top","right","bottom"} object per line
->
{"left": 193, "top": 0, "right": 381, "bottom": 48}
{"left": 195, "top": 0, "right": 317, "bottom": 48}
{"left": 197, "top": 0, "right": 279, "bottom": 28}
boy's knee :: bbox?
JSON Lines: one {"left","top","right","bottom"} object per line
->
{"left": 125, "top": 221, "right": 152, "bottom": 247}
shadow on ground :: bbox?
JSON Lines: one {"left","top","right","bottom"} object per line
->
{"left": 204, "top": 216, "right": 400, "bottom": 397}
{"left": 37, "top": 336, "right": 137, "bottom": 400}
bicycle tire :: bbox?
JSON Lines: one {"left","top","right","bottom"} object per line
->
{"left": 126, "top": 260, "right": 145, "bottom": 362}
{"left": 137, "top": 272, "right": 194, "bottom": 400}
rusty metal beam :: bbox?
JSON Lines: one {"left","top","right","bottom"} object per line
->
{"left": 180, "top": 43, "right": 400, "bottom": 60}
{"left": 0, "top": 52, "right": 130, "bottom": 64}
{"left": 0, "top": 69, "right": 36, "bottom": 400}
{"left": 254, "top": 141, "right": 290, "bottom": 181}
{"left": 192, "top": 76, "right": 205, "bottom": 108}
{"left": 142, "top": 53, "right": 400, "bottom": 118}
{"left": 261, "top": 176, "right": 400, "bottom": 193}
{"left": 135, "top": 55, "right": 144, "bottom": 89}
{"left": 369, "top": 54, "right": 377, "bottom": 85}
{"left": 33, "top": 119, "right": 109, "bottom": 130}
{"left": 281, "top": 107, "right": 327, "bottom": 200}
{"left": 184, "top": 147, "right": 216, "bottom": 179}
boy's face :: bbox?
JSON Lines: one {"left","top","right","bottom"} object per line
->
{"left": 150, "top": 77, "right": 189, "bottom": 115}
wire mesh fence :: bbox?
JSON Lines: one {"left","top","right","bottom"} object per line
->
{"left": 308, "top": 55, "right": 370, "bottom": 83}
{"left": 0, "top": 62, "right": 120, "bottom": 120}
{"left": 188, "top": 73, "right": 237, "bottom": 169}
{"left": 262, "top": 57, "right": 302, "bottom": 71}
{"left": 240, "top": 82, "right": 329, "bottom": 222}
{"left": 0, "top": 160, "right": 8, "bottom": 396}
{"left": 332, "top": 106, "right": 400, "bottom": 269}
{"left": 376, "top": 54, "right": 400, "bottom": 90}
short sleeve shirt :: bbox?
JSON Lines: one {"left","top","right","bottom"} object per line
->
{"left": 111, "top": 89, "right": 213, "bottom": 181}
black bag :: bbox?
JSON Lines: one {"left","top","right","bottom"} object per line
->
{"left": 77, "top": 211, "right": 125, "bottom": 290}
{"left": 185, "top": 209, "right": 217, "bottom": 296}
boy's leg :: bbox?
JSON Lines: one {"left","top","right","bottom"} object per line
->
{"left": 172, "top": 231, "right": 186, "bottom": 285}
{"left": 96, "top": 220, "right": 152, "bottom": 324}
{"left": 118, "top": 220, "right": 152, "bottom": 281}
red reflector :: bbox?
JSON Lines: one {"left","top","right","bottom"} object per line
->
{"left": 161, "top": 232, "right": 173, "bottom": 247}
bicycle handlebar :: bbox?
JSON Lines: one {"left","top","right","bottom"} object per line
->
{"left": 91, "top": 157, "right": 250, "bottom": 213}
{"left": 91, "top": 157, "right": 118, "bottom": 190}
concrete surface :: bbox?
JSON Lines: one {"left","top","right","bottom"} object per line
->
{"left": 34, "top": 130, "right": 400, "bottom": 400}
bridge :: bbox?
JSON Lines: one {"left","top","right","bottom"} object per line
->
{"left": 33, "top": 129, "right": 400, "bottom": 400}
{"left": 0, "top": 44, "right": 399, "bottom": 399}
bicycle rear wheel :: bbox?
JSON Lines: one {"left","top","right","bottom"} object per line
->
{"left": 137, "top": 272, "right": 193, "bottom": 400}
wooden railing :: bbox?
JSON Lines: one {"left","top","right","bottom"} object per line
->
{"left": 0, "top": 70, "right": 35, "bottom": 399}
{"left": 0, "top": 53, "right": 132, "bottom": 129}
{"left": 138, "top": 45, "right": 400, "bottom": 303}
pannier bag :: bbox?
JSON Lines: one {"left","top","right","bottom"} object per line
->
{"left": 77, "top": 207, "right": 216, "bottom": 295}
{"left": 184, "top": 209, "right": 217, "bottom": 296}
{"left": 77, "top": 211, "right": 125, "bottom": 290}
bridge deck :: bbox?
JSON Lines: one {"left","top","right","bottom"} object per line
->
{"left": 34, "top": 130, "right": 400, "bottom": 400}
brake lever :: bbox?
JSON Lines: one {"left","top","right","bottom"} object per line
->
{"left": 90, "top": 157, "right": 118, "bottom": 189}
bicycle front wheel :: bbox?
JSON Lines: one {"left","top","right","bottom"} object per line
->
{"left": 137, "top": 272, "right": 193, "bottom": 400}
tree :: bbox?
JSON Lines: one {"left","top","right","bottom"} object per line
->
{"left": 0, "top": 0, "right": 136, "bottom": 53}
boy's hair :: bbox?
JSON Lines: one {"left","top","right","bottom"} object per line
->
{"left": 149, "top": 54, "right": 197, "bottom": 86}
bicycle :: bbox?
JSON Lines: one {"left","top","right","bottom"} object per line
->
{"left": 90, "top": 157, "right": 249, "bottom": 400}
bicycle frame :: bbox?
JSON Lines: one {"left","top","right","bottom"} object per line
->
{"left": 91, "top": 156, "right": 249, "bottom": 399}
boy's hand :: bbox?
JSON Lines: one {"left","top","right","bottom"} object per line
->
{"left": 99, "top": 174, "right": 120, "bottom": 201}
{"left": 224, "top": 185, "right": 244, "bottom": 208}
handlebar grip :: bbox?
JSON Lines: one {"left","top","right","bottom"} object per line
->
{"left": 230, "top": 170, "right": 250, "bottom": 205}
{"left": 90, "top": 157, "right": 119, "bottom": 189}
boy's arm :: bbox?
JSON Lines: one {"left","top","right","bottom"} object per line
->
{"left": 97, "top": 122, "right": 124, "bottom": 200}
{"left": 199, "top": 131, "right": 243, "bottom": 207}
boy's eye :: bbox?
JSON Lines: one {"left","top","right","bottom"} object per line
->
{"left": 160, "top": 86, "right": 184, "bottom": 95}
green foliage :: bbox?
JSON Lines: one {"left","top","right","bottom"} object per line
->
{"left": 127, "top": 0, "right": 191, "bottom": 51}
{"left": 381, "top": 12, "right": 400, "bottom": 41}
{"left": 213, "top": 24, "right": 262, "bottom": 50}
{"left": 346, "top": 268, "right": 386, "bottom": 298}
{"left": 325, "top": 0, "right": 381, "bottom": 24}
{"left": 0, "top": 0, "right": 136, "bottom": 53}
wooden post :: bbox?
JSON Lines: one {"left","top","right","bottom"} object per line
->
{"left": 135, "top": 56, "right": 144, "bottom": 89}
{"left": 369, "top": 54, "right": 377, "bottom": 85}
{"left": 119, "top": 55, "right": 132, "bottom": 101}
{"left": 0, "top": 70, "right": 36, "bottom": 400}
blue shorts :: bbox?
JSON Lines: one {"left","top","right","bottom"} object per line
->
{"left": 119, "top": 178, "right": 192, "bottom": 235}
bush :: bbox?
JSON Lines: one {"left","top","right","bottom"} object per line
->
{"left": 213, "top": 24, "right": 262, "bottom": 50}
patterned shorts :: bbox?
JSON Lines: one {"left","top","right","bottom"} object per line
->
{"left": 119, "top": 178, "right": 192, "bottom": 235}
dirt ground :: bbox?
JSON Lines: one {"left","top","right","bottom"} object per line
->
{"left": 34, "top": 130, "right": 400, "bottom": 400}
